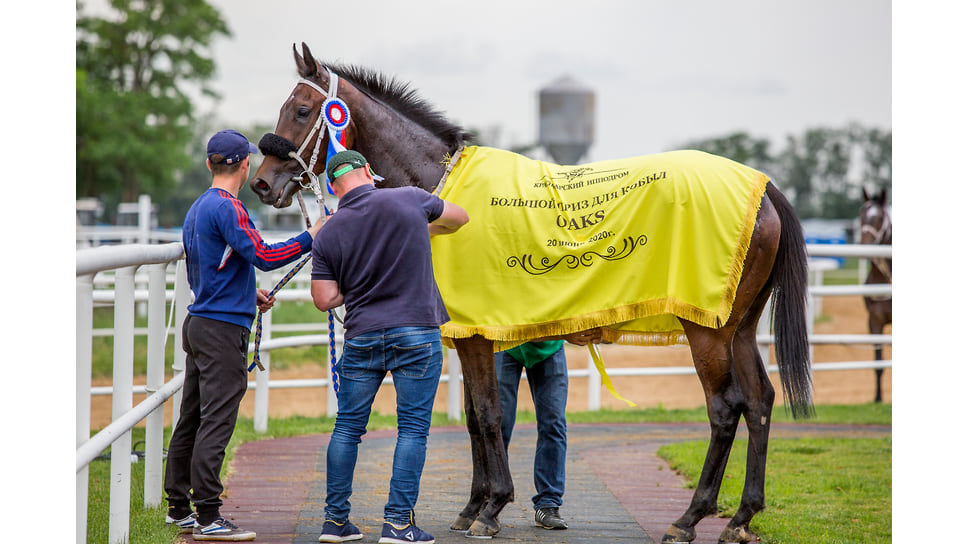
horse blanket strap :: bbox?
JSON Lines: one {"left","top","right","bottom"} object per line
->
{"left": 430, "top": 146, "right": 770, "bottom": 348}
{"left": 432, "top": 143, "right": 465, "bottom": 196}
{"left": 588, "top": 343, "right": 636, "bottom": 407}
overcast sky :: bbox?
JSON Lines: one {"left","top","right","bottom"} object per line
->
{"left": 189, "top": 0, "right": 891, "bottom": 163}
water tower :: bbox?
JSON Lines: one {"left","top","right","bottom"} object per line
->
{"left": 538, "top": 75, "right": 595, "bottom": 165}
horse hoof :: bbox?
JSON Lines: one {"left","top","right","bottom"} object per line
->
{"left": 466, "top": 519, "right": 501, "bottom": 538}
{"left": 662, "top": 523, "right": 695, "bottom": 543}
{"left": 450, "top": 515, "right": 474, "bottom": 532}
{"left": 719, "top": 523, "right": 757, "bottom": 543}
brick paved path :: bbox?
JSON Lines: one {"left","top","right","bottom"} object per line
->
{"left": 184, "top": 422, "right": 890, "bottom": 544}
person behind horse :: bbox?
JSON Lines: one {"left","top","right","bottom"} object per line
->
{"left": 310, "top": 150, "right": 469, "bottom": 544}
{"left": 496, "top": 329, "right": 602, "bottom": 531}
{"left": 165, "top": 129, "right": 323, "bottom": 541}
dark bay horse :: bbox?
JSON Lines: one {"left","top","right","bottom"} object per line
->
{"left": 859, "top": 187, "right": 892, "bottom": 402}
{"left": 251, "top": 43, "right": 813, "bottom": 543}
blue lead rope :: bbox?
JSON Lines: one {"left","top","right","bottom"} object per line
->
{"left": 328, "top": 308, "right": 339, "bottom": 396}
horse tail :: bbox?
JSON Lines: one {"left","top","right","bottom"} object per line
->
{"left": 766, "top": 182, "right": 814, "bottom": 419}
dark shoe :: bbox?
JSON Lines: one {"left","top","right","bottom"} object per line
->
{"left": 535, "top": 507, "right": 568, "bottom": 530}
{"left": 165, "top": 512, "right": 197, "bottom": 534}
{"left": 319, "top": 519, "right": 364, "bottom": 542}
{"left": 192, "top": 517, "right": 256, "bottom": 541}
{"left": 378, "top": 520, "right": 435, "bottom": 543}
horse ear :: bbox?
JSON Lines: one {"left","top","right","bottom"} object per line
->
{"left": 302, "top": 42, "right": 319, "bottom": 79}
{"left": 293, "top": 42, "right": 319, "bottom": 79}
{"left": 862, "top": 187, "right": 871, "bottom": 202}
{"left": 877, "top": 187, "right": 887, "bottom": 205}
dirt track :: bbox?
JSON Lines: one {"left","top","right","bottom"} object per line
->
{"left": 90, "top": 295, "right": 890, "bottom": 428}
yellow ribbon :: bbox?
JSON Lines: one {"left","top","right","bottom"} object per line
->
{"left": 587, "top": 343, "right": 636, "bottom": 407}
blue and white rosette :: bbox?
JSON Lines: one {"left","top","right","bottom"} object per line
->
{"left": 323, "top": 97, "right": 351, "bottom": 194}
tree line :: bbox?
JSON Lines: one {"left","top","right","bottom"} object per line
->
{"left": 76, "top": 1, "right": 889, "bottom": 227}
{"left": 679, "top": 126, "right": 891, "bottom": 219}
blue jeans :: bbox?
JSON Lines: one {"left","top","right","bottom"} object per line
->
{"left": 496, "top": 347, "right": 568, "bottom": 509}
{"left": 325, "top": 327, "right": 443, "bottom": 525}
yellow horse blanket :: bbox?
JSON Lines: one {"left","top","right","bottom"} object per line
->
{"left": 430, "top": 146, "right": 770, "bottom": 348}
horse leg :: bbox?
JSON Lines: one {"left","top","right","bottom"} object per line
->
{"left": 449, "top": 373, "right": 489, "bottom": 532}
{"left": 452, "top": 335, "right": 513, "bottom": 538}
{"left": 663, "top": 326, "right": 742, "bottom": 543}
{"left": 869, "top": 313, "right": 885, "bottom": 403}
{"left": 664, "top": 196, "right": 781, "bottom": 544}
{"left": 718, "top": 301, "right": 776, "bottom": 544}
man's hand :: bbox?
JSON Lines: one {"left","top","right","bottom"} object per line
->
{"left": 257, "top": 289, "right": 276, "bottom": 313}
{"left": 561, "top": 327, "right": 603, "bottom": 346}
{"left": 308, "top": 217, "right": 325, "bottom": 238}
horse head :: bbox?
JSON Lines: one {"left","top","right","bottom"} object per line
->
{"left": 250, "top": 43, "right": 357, "bottom": 208}
{"left": 859, "top": 187, "right": 891, "bottom": 245}
{"left": 252, "top": 43, "right": 473, "bottom": 207}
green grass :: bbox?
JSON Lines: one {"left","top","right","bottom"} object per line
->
{"left": 85, "top": 427, "right": 182, "bottom": 544}
{"left": 86, "top": 404, "right": 890, "bottom": 543}
{"left": 658, "top": 437, "right": 892, "bottom": 543}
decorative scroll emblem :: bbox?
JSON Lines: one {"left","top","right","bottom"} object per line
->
{"left": 506, "top": 235, "right": 648, "bottom": 275}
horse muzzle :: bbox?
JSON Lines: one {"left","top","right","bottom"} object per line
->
{"left": 251, "top": 133, "right": 306, "bottom": 207}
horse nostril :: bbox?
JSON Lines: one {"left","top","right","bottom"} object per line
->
{"left": 254, "top": 179, "right": 270, "bottom": 194}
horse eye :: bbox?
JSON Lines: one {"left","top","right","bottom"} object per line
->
{"left": 297, "top": 106, "right": 311, "bottom": 118}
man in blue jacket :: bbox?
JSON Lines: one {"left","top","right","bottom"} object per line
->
{"left": 164, "top": 129, "right": 322, "bottom": 541}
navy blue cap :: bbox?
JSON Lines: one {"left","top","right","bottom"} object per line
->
{"left": 207, "top": 129, "right": 259, "bottom": 165}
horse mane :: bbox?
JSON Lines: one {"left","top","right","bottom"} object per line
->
{"left": 321, "top": 62, "right": 474, "bottom": 149}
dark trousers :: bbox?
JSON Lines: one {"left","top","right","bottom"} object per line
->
{"left": 164, "top": 314, "right": 249, "bottom": 524}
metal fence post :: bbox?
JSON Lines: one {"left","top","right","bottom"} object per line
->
{"left": 171, "top": 259, "right": 191, "bottom": 431}
{"left": 447, "top": 348, "right": 462, "bottom": 422}
{"left": 587, "top": 349, "right": 601, "bottom": 411}
{"left": 254, "top": 270, "right": 272, "bottom": 433}
{"left": 76, "top": 273, "right": 94, "bottom": 544}
{"left": 757, "top": 296, "right": 772, "bottom": 368}
{"left": 109, "top": 266, "right": 137, "bottom": 544}
{"left": 138, "top": 194, "right": 152, "bottom": 245}
{"left": 144, "top": 263, "right": 168, "bottom": 506}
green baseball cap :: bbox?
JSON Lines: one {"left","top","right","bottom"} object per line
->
{"left": 326, "top": 150, "right": 368, "bottom": 181}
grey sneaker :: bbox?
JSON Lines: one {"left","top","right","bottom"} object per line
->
{"left": 165, "top": 512, "right": 196, "bottom": 534}
{"left": 535, "top": 507, "right": 568, "bottom": 530}
{"left": 192, "top": 517, "right": 256, "bottom": 541}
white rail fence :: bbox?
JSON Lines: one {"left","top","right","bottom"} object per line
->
{"left": 76, "top": 242, "right": 891, "bottom": 543}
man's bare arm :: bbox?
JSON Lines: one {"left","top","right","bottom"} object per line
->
{"left": 429, "top": 201, "right": 469, "bottom": 236}
{"left": 311, "top": 279, "right": 344, "bottom": 312}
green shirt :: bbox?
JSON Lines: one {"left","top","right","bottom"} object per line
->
{"left": 505, "top": 340, "right": 564, "bottom": 369}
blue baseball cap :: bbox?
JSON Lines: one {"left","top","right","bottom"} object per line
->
{"left": 207, "top": 129, "right": 259, "bottom": 165}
